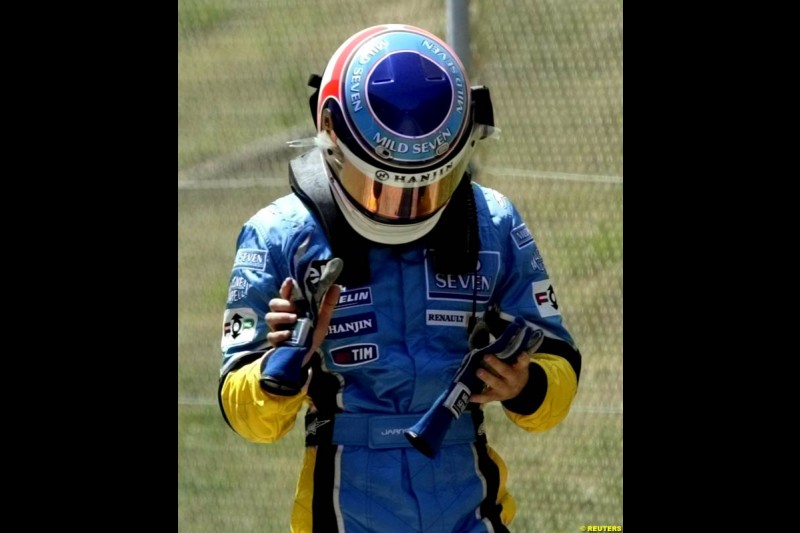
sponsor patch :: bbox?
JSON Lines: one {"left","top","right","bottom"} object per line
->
{"left": 331, "top": 343, "right": 379, "bottom": 366}
{"left": 426, "top": 251, "right": 500, "bottom": 303}
{"left": 227, "top": 276, "right": 250, "bottom": 304}
{"left": 233, "top": 249, "right": 267, "bottom": 271}
{"left": 327, "top": 312, "right": 377, "bottom": 339}
{"left": 443, "top": 382, "right": 472, "bottom": 417}
{"left": 531, "top": 246, "right": 546, "bottom": 273}
{"left": 221, "top": 307, "right": 258, "bottom": 348}
{"left": 337, "top": 287, "right": 373, "bottom": 309}
{"left": 426, "top": 310, "right": 471, "bottom": 327}
{"left": 511, "top": 224, "right": 534, "bottom": 249}
{"left": 532, "top": 279, "right": 561, "bottom": 317}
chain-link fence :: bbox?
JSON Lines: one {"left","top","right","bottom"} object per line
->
{"left": 178, "top": 1, "right": 622, "bottom": 531}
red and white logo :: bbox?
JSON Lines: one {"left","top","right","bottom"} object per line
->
{"left": 331, "top": 343, "right": 379, "bottom": 366}
{"left": 532, "top": 279, "right": 561, "bottom": 318}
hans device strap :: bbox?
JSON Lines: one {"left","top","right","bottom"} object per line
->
{"left": 289, "top": 149, "right": 372, "bottom": 287}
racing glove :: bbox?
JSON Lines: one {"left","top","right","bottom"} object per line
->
{"left": 260, "top": 257, "right": 343, "bottom": 396}
{"left": 405, "top": 316, "right": 543, "bottom": 458}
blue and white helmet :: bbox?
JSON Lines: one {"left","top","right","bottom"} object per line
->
{"left": 314, "top": 24, "right": 495, "bottom": 244}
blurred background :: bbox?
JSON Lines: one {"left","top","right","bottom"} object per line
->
{"left": 178, "top": 1, "right": 622, "bottom": 531}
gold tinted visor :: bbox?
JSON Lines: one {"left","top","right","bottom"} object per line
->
{"left": 337, "top": 155, "right": 471, "bottom": 222}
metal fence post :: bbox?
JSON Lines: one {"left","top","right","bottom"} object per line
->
{"left": 446, "top": 0, "right": 471, "bottom": 72}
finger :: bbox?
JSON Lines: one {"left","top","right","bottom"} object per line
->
{"left": 268, "top": 297, "right": 296, "bottom": 313}
{"left": 470, "top": 389, "right": 503, "bottom": 404}
{"left": 266, "top": 329, "right": 292, "bottom": 346}
{"left": 513, "top": 353, "right": 531, "bottom": 371}
{"left": 476, "top": 366, "right": 507, "bottom": 392}
{"left": 318, "top": 285, "right": 341, "bottom": 324}
{"left": 266, "top": 311, "right": 297, "bottom": 331}
{"left": 509, "top": 355, "right": 532, "bottom": 390}
{"left": 482, "top": 355, "right": 516, "bottom": 380}
{"left": 311, "top": 285, "right": 341, "bottom": 350}
{"left": 279, "top": 277, "right": 294, "bottom": 300}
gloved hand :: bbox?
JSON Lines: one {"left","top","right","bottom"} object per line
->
{"left": 468, "top": 318, "right": 546, "bottom": 405}
{"left": 445, "top": 316, "right": 543, "bottom": 417}
{"left": 260, "top": 257, "right": 343, "bottom": 396}
{"left": 405, "top": 316, "right": 543, "bottom": 458}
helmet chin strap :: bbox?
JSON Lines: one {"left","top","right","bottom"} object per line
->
{"left": 329, "top": 177, "right": 445, "bottom": 245}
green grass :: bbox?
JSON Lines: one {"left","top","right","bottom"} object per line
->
{"left": 178, "top": 0, "right": 233, "bottom": 36}
{"left": 178, "top": 405, "right": 307, "bottom": 532}
{"left": 179, "top": 1, "right": 622, "bottom": 531}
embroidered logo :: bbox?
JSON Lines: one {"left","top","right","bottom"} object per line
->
{"left": 233, "top": 249, "right": 267, "bottom": 271}
{"left": 306, "top": 419, "right": 330, "bottom": 436}
{"left": 532, "top": 279, "right": 561, "bottom": 317}
{"left": 331, "top": 343, "right": 379, "bottom": 366}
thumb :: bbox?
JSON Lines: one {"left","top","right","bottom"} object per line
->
{"left": 279, "top": 277, "right": 293, "bottom": 300}
{"left": 305, "top": 285, "right": 341, "bottom": 362}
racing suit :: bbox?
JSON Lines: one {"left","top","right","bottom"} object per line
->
{"left": 218, "top": 180, "right": 581, "bottom": 533}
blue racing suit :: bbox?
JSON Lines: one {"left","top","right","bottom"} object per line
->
{"left": 218, "top": 180, "right": 581, "bottom": 532}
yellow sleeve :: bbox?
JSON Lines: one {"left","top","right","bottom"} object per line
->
{"left": 219, "top": 356, "right": 307, "bottom": 443}
{"left": 486, "top": 445, "right": 517, "bottom": 526}
{"left": 503, "top": 353, "right": 578, "bottom": 432}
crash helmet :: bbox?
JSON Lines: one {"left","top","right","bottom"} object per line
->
{"left": 314, "top": 24, "right": 494, "bottom": 244}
